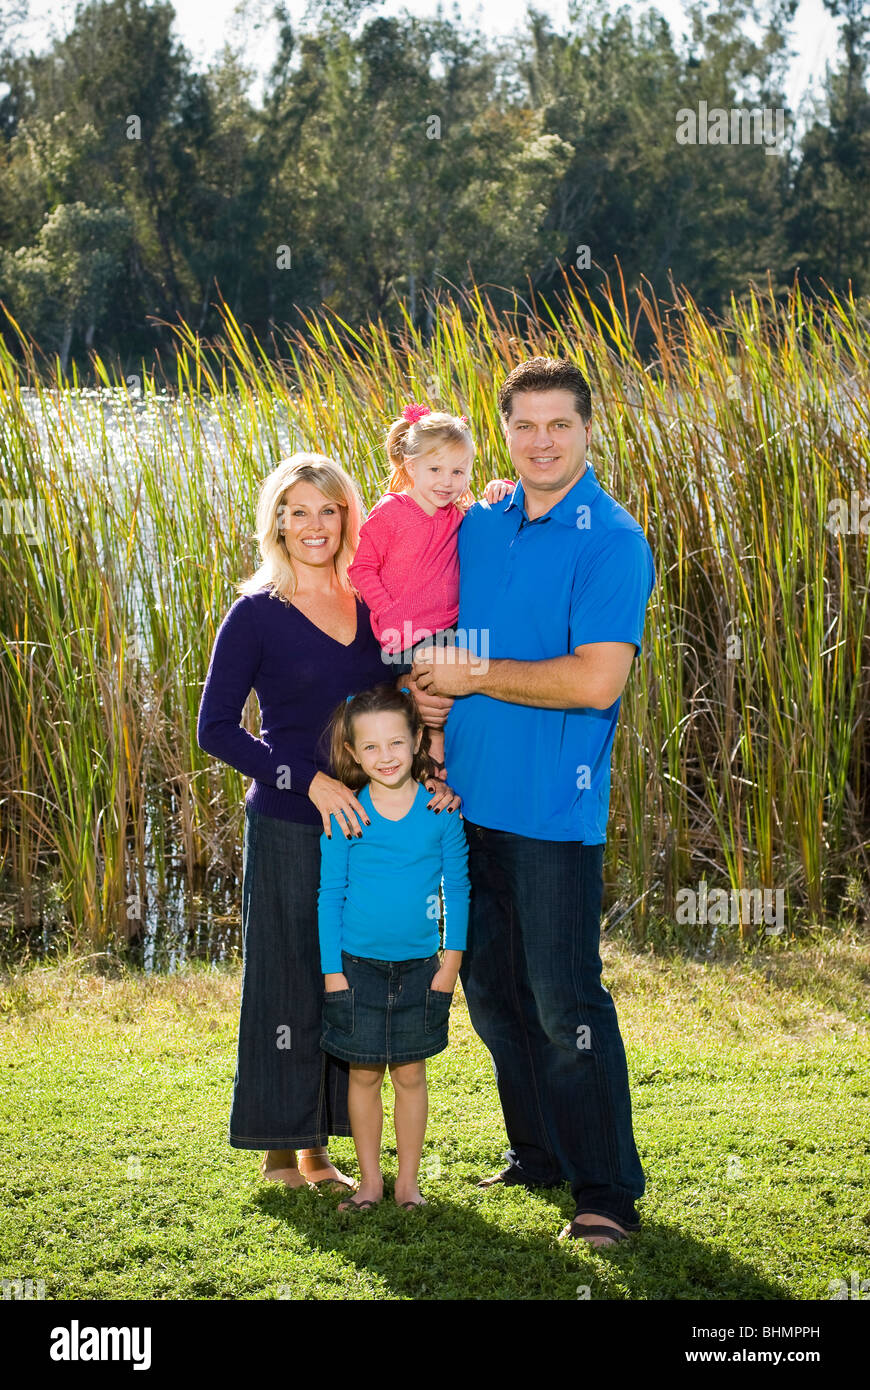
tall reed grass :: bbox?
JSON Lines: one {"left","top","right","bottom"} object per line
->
{"left": 1, "top": 276, "right": 868, "bottom": 950}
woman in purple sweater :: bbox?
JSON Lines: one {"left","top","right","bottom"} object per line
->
{"left": 197, "top": 453, "right": 458, "bottom": 1190}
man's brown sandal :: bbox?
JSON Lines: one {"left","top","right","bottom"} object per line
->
{"left": 559, "top": 1218, "right": 632, "bottom": 1246}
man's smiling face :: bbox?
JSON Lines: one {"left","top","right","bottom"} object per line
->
{"left": 501, "top": 388, "right": 592, "bottom": 503}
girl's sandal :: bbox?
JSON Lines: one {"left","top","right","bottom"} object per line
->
{"left": 338, "top": 1195, "right": 381, "bottom": 1212}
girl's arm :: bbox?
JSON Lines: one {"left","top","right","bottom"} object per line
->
{"left": 346, "top": 514, "right": 396, "bottom": 621}
{"left": 431, "top": 808, "right": 470, "bottom": 991}
{"left": 318, "top": 822, "right": 351, "bottom": 989}
{"left": 481, "top": 478, "right": 516, "bottom": 505}
{"left": 431, "top": 949, "right": 463, "bottom": 993}
{"left": 197, "top": 596, "right": 317, "bottom": 791}
{"left": 350, "top": 509, "right": 439, "bottom": 652}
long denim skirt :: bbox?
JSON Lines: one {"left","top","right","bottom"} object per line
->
{"left": 229, "top": 808, "right": 351, "bottom": 1149}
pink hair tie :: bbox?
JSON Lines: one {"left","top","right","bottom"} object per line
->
{"left": 402, "top": 402, "right": 431, "bottom": 423}
{"left": 459, "top": 415, "right": 469, "bottom": 424}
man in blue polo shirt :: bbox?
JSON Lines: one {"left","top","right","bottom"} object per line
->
{"left": 411, "top": 356, "right": 655, "bottom": 1247}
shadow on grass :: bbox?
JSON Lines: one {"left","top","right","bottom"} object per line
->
{"left": 251, "top": 1180, "right": 790, "bottom": 1301}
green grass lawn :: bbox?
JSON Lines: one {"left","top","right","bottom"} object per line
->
{"left": 1, "top": 935, "right": 869, "bottom": 1301}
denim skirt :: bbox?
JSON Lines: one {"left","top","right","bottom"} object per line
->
{"left": 321, "top": 951, "right": 454, "bottom": 1065}
{"left": 229, "top": 808, "right": 352, "bottom": 1149}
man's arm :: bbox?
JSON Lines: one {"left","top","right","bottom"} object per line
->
{"left": 412, "top": 641, "right": 636, "bottom": 710}
{"left": 413, "top": 525, "right": 654, "bottom": 711}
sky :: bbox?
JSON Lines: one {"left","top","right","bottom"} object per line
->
{"left": 17, "top": 0, "right": 843, "bottom": 119}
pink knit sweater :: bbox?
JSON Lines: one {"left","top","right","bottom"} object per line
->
{"left": 348, "top": 492, "right": 463, "bottom": 655}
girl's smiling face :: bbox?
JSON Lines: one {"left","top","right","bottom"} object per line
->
{"left": 346, "top": 710, "right": 422, "bottom": 789}
{"left": 404, "top": 441, "right": 473, "bottom": 515}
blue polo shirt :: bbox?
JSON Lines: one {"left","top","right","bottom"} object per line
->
{"left": 445, "top": 462, "right": 655, "bottom": 842}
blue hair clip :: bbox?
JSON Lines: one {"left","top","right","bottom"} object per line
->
{"left": 399, "top": 686, "right": 410, "bottom": 694}
{"left": 345, "top": 694, "right": 354, "bottom": 703}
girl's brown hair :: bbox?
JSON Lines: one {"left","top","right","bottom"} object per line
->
{"left": 327, "top": 684, "right": 434, "bottom": 790}
{"left": 385, "top": 410, "right": 476, "bottom": 510}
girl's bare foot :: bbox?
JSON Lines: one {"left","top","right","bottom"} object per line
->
{"left": 259, "top": 1149, "right": 309, "bottom": 1188}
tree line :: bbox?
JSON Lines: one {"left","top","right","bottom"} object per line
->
{"left": 0, "top": 0, "right": 867, "bottom": 370}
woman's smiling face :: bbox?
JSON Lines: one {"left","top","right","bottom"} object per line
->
{"left": 279, "top": 481, "right": 344, "bottom": 568}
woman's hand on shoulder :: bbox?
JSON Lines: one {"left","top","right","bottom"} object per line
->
{"left": 423, "top": 777, "right": 462, "bottom": 815}
{"left": 308, "top": 771, "right": 371, "bottom": 839}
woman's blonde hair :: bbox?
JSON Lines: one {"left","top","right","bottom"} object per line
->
{"left": 326, "top": 684, "right": 434, "bottom": 790}
{"left": 238, "top": 454, "right": 363, "bottom": 602}
{"left": 386, "top": 410, "right": 476, "bottom": 509}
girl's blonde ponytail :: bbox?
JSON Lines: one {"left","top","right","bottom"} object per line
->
{"left": 385, "top": 417, "right": 416, "bottom": 493}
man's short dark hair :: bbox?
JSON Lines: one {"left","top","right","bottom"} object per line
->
{"left": 497, "top": 357, "right": 592, "bottom": 425}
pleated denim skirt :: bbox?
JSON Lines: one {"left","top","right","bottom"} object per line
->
{"left": 228, "top": 808, "right": 352, "bottom": 1149}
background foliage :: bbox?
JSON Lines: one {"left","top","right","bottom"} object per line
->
{"left": 0, "top": 0, "right": 868, "bottom": 369}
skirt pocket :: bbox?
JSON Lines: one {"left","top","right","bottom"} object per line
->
{"left": 323, "top": 988, "right": 355, "bottom": 1036}
{"left": 424, "top": 987, "right": 453, "bottom": 1034}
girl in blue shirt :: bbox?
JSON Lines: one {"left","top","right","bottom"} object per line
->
{"left": 318, "top": 683, "right": 469, "bottom": 1210}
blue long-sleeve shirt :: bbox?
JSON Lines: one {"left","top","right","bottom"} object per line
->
{"left": 318, "top": 781, "right": 470, "bottom": 974}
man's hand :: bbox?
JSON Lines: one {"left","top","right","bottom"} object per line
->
{"left": 401, "top": 668, "right": 454, "bottom": 726}
{"left": 324, "top": 972, "right": 349, "bottom": 992}
{"left": 414, "top": 641, "right": 637, "bottom": 710}
{"left": 412, "top": 643, "right": 477, "bottom": 698}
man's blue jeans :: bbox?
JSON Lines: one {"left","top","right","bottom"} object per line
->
{"left": 460, "top": 820, "right": 645, "bottom": 1228}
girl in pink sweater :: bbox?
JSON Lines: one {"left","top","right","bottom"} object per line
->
{"left": 348, "top": 403, "right": 512, "bottom": 774}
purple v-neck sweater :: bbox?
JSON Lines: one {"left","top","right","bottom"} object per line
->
{"left": 197, "top": 588, "right": 390, "bottom": 826}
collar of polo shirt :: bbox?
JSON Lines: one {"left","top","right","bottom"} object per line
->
{"left": 504, "top": 462, "right": 601, "bottom": 527}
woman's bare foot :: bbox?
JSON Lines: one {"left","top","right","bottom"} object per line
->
{"left": 297, "top": 1146, "right": 357, "bottom": 1192}
{"left": 259, "top": 1149, "right": 309, "bottom": 1188}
